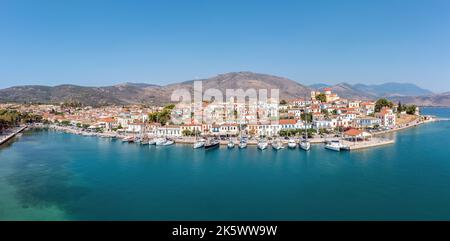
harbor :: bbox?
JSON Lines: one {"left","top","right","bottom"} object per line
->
{"left": 30, "top": 116, "right": 439, "bottom": 152}
{"left": 1, "top": 107, "right": 450, "bottom": 221}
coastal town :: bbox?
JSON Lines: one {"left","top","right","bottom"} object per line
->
{"left": 0, "top": 88, "right": 434, "bottom": 151}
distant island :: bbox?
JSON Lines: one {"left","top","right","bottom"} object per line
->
{"left": 1, "top": 71, "right": 448, "bottom": 107}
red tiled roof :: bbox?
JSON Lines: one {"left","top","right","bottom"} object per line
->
{"left": 344, "top": 129, "right": 362, "bottom": 136}
{"left": 279, "top": 119, "right": 297, "bottom": 125}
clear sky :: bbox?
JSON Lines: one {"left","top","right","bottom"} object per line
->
{"left": 1, "top": 0, "right": 450, "bottom": 92}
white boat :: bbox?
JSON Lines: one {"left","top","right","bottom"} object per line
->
{"left": 300, "top": 94, "right": 312, "bottom": 151}
{"left": 148, "top": 138, "right": 157, "bottom": 145}
{"left": 257, "top": 140, "right": 268, "bottom": 150}
{"left": 287, "top": 139, "right": 297, "bottom": 149}
{"left": 193, "top": 139, "right": 205, "bottom": 149}
{"left": 227, "top": 139, "right": 235, "bottom": 148}
{"left": 238, "top": 140, "right": 247, "bottom": 149}
{"left": 122, "top": 136, "right": 134, "bottom": 143}
{"left": 160, "top": 139, "right": 174, "bottom": 146}
{"left": 300, "top": 140, "right": 311, "bottom": 151}
{"left": 155, "top": 138, "right": 168, "bottom": 146}
{"left": 272, "top": 140, "right": 284, "bottom": 150}
{"left": 325, "top": 140, "right": 341, "bottom": 151}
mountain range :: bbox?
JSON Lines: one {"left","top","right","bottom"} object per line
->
{"left": 0, "top": 71, "right": 448, "bottom": 106}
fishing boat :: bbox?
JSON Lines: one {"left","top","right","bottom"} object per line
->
{"left": 287, "top": 139, "right": 297, "bottom": 149}
{"left": 204, "top": 139, "right": 220, "bottom": 150}
{"left": 257, "top": 139, "right": 268, "bottom": 150}
{"left": 272, "top": 139, "right": 284, "bottom": 150}
{"left": 325, "top": 140, "right": 341, "bottom": 151}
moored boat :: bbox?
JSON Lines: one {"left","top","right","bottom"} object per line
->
{"left": 193, "top": 139, "right": 205, "bottom": 149}
{"left": 300, "top": 139, "right": 311, "bottom": 151}
{"left": 287, "top": 139, "right": 297, "bottom": 149}
{"left": 155, "top": 137, "right": 168, "bottom": 146}
{"left": 160, "top": 139, "right": 174, "bottom": 146}
{"left": 227, "top": 139, "right": 235, "bottom": 148}
{"left": 272, "top": 139, "right": 284, "bottom": 150}
{"left": 325, "top": 140, "right": 341, "bottom": 151}
{"left": 122, "top": 136, "right": 134, "bottom": 143}
{"left": 148, "top": 138, "right": 157, "bottom": 145}
{"left": 257, "top": 139, "right": 268, "bottom": 150}
{"left": 204, "top": 139, "right": 220, "bottom": 150}
{"left": 238, "top": 140, "right": 247, "bottom": 149}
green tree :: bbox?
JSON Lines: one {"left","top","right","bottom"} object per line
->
{"left": 279, "top": 99, "right": 287, "bottom": 105}
{"left": 397, "top": 101, "right": 403, "bottom": 112}
{"left": 405, "top": 105, "right": 417, "bottom": 115}
{"left": 375, "top": 98, "right": 393, "bottom": 112}
{"left": 300, "top": 113, "right": 313, "bottom": 122}
{"left": 182, "top": 129, "right": 192, "bottom": 136}
{"left": 148, "top": 104, "right": 176, "bottom": 125}
{"left": 316, "top": 93, "right": 326, "bottom": 102}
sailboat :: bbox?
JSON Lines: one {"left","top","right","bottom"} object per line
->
{"left": 238, "top": 123, "right": 247, "bottom": 148}
{"left": 287, "top": 138, "right": 297, "bottom": 149}
{"left": 193, "top": 128, "right": 205, "bottom": 149}
{"left": 257, "top": 138, "right": 268, "bottom": 150}
{"left": 272, "top": 138, "right": 284, "bottom": 150}
{"left": 204, "top": 138, "right": 220, "bottom": 150}
{"left": 156, "top": 123, "right": 174, "bottom": 146}
{"left": 300, "top": 95, "right": 311, "bottom": 151}
{"left": 227, "top": 138, "right": 235, "bottom": 148}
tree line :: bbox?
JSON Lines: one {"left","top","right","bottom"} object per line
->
{"left": 0, "top": 109, "right": 43, "bottom": 132}
{"left": 375, "top": 98, "right": 417, "bottom": 115}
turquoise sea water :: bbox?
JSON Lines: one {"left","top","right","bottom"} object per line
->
{"left": 1, "top": 108, "right": 450, "bottom": 220}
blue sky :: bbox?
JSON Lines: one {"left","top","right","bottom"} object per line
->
{"left": 1, "top": 0, "right": 450, "bottom": 92}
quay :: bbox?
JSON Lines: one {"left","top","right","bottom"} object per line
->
{"left": 0, "top": 125, "right": 27, "bottom": 146}
{"left": 342, "top": 138, "right": 395, "bottom": 151}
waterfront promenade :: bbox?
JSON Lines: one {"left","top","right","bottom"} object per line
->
{"left": 27, "top": 115, "right": 438, "bottom": 151}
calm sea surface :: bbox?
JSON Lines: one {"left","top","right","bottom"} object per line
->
{"left": 1, "top": 107, "right": 450, "bottom": 220}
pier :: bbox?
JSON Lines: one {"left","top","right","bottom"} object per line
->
{"left": 342, "top": 138, "right": 395, "bottom": 151}
{"left": 0, "top": 125, "right": 27, "bottom": 146}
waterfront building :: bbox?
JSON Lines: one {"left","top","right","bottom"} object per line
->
{"left": 279, "top": 119, "right": 302, "bottom": 130}
{"left": 287, "top": 108, "right": 303, "bottom": 119}
{"left": 375, "top": 107, "right": 396, "bottom": 128}
{"left": 156, "top": 125, "right": 181, "bottom": 137}
{"left": 180, "top": 124, "right": 202, "bottom": 134}
{"left": 219, "top": 123, "right": 239, "bottom": 136}
{"left": 354, "top": 117, "right": 381, "bottom": 128}
{"left": 97, "top": 117, "right": 115, "bottom": 132}
{"left": 360, "top": 102, "right": 376, "bottom": 115}
{"left": 127, "top": 121, "right": 145, "bottom": 133}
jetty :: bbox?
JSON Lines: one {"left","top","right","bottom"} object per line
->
{"left": 341, "top": 138, "right": 395, "bottom": 151}
{"left": 0, "top": 125, "right": 27, "bottom": 146}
